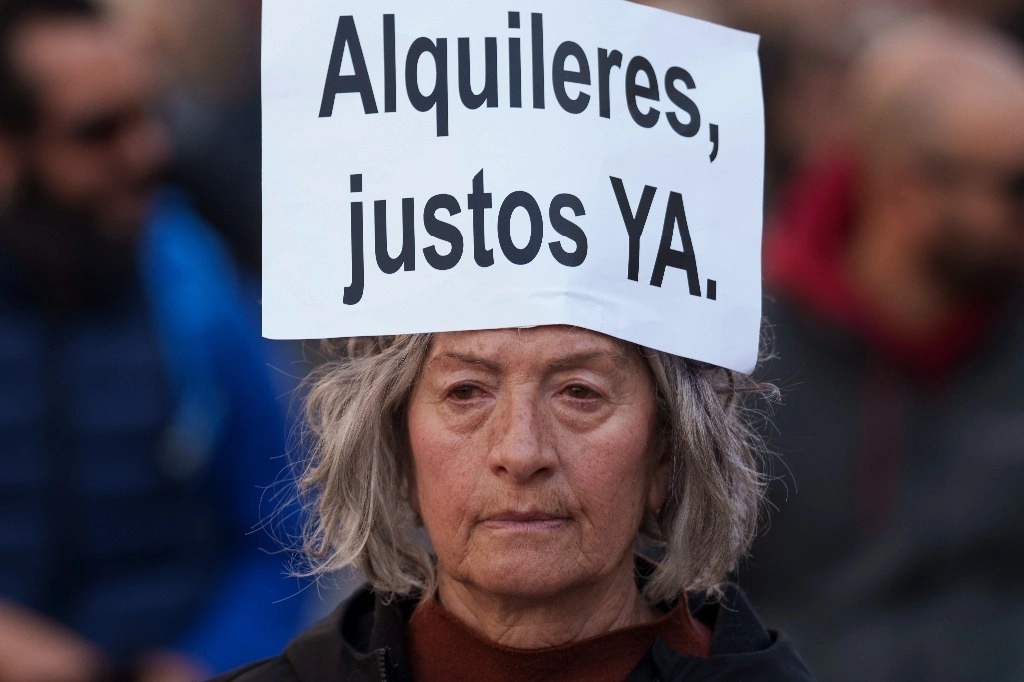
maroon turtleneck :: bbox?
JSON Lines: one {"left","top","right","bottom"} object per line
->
{"left": 407, "top": 596, "right": 710, "bottom": 682}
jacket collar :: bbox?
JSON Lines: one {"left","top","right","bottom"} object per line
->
{"left": 280, "top": 580, "right": 812, "bottom": 681}
{"left": 283, "top": 587, "right": 417, "bottom": 682}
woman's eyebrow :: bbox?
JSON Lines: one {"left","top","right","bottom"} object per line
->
{"left": 547, "top": 349, "right": 630, "bottom": 371}
{"left": 428, "top": 351, "right": 502, "bottom": 372}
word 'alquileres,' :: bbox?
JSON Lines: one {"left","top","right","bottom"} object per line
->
{"left": 320, "top": 12, "right": 703, "bottom": 138}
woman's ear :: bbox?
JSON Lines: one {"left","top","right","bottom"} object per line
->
{"left": 407, "top": 471, "right": 421, "bottom": 517}
{"left": 646, "top": 440, "right": 671, "bottom": 512}
{"left": 401, "top": 432, "right": 422, "bottom": 517}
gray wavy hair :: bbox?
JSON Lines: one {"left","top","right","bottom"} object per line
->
{"left": 295, "top": 332, "right": 774, "bottom": 603}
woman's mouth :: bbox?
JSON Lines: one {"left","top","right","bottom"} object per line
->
{"left": 480, "top": 511, "right": 569, "bottom": 531}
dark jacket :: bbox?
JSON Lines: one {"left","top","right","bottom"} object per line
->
{"left": 213, "top": 582, "right": 814, "bottom": 681}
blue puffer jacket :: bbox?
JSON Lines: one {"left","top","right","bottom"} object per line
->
{"left": 0, "top": 191, "right": 304, "bottom": 674}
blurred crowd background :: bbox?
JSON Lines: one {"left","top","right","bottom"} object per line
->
{"left": 0, "top": 0, "right": 1021, "bottom": 680}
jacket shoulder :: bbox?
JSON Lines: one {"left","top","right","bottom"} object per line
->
{"left": 208, "top": 655, "right": 297, "bottom": 682}
{"left": 209, "top": 585, "right": 411, "bottom": 682}
{"left": 637, "top": 582, "right": 817, "bottom": 681}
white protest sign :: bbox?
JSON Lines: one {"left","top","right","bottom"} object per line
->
{"left": 263, "top": 0, "right": 764, "bottom": 372}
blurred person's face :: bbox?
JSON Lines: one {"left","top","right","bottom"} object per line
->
{"left": 4, "top": 18, "right": 170, "bottom": 237}
{"left": 909, "top": 96, "right": 1024, "bottom": 297}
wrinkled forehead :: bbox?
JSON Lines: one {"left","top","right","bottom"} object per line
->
{"left": 13, "top": 18, "right": 155, "bottom": 124}
{"left": 422, "top": 326, "right": 641, "bottom": 374}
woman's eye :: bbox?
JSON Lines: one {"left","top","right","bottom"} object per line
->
{"left": 564, "top": 384, "right": 598, "bottom": 400}
{"left": 448, "top": 384, "right": 481, "bottom": 401}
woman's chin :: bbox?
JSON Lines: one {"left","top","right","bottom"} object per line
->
{"left": 465, "top": 565, "right": 588, "bottom": 603}
{"left": 449, "top": 544, "right": 625, "bottom": 604}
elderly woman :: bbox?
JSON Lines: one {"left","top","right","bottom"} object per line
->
{"left": 217, "top": 326, "right": 812, "bottom": 681}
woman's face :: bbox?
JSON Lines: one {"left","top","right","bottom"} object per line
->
{"left": 407, "top": 326, "right": 668, "bottom": 602}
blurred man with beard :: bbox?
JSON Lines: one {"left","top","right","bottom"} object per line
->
{"left": 0, "top": 1, "right": 302, "bottom": 680}
{"left": 744, "top": 15, "right": 1024, "bottom": 682}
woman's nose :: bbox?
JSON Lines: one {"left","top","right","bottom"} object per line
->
{"left": 488, "top": 392, "right": 557, "bottom": 484}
